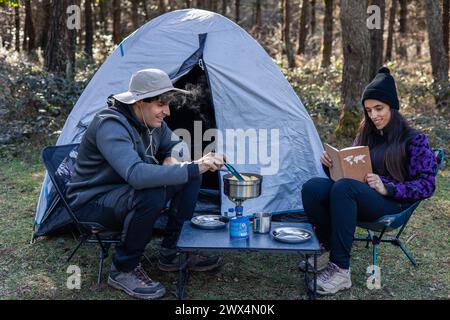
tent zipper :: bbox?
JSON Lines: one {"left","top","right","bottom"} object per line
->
{"left": 198, "top": 58, "right": 204, "bottom": 71}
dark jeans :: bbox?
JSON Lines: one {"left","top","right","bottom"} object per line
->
{"left": 74, "top": 176, "right": 201, "bottom": 272}
{"left": 301, "top": 177, "right": 411, "bottom": 269}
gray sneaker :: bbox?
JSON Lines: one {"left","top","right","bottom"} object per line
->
{"left": 309, "top": 262, "right": 352, "bottom": 295}
{"left": 108, "top": 263, "right": 166, "bottom": 300}
{"left": 299, "top": 251, "right": 330, "bottom": 272}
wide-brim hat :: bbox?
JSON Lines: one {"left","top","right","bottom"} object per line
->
{"left": 113, "top": 68, "right": 190, "bottom": 104}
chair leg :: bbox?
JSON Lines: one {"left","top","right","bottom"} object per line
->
{"left": 97, "top": 242, "right": 112, "bottom": 285}
{"left": 372, "top": 240, "right": 377, "bottom": 275}
{"left": 67, "top": 237, "right": 86, "bottom": 262}
{"left": 98, "top": 251, "right": 105, "bottom": 285}
{"left": 396, "top": 240, "right": 417, "bottom": 267}
{"left": 366, "top": 230, "right": 372, "bottom": 249}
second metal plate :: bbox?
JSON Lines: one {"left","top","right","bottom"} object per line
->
{"left": 271, "top": 227, "right": 312, "bottom": 244}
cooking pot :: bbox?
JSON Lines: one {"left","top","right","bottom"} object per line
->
{"left": 223, "top": 173, "right": 262, "bottom": 202}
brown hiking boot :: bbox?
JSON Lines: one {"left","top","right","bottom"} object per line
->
{"left": 158, "top": 252, "right": 222, "bottom": 272}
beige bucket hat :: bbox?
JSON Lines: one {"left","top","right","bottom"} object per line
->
{"left": 113, "top": 68, "right": 190, "bottom": 104}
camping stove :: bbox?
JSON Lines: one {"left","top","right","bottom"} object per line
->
{"left": 223, "top": 173, "right": 263, "bottom": 216}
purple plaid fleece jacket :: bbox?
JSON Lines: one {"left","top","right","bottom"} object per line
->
{"left": 353, "top": 132, "right": 438, "bottom": 201}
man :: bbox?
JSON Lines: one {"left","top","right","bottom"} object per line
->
{"left": 66, "top": 68, "right": 224, "bottom": 299}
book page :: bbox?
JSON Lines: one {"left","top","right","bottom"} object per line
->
{"left": 324, "top": 144, "right": 343, "bottom": 181}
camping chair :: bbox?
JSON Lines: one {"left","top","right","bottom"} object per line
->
{"left": 41, "top": 144, "right": 121, "bottom": 284}
{"left": 354, "top": 148, "right": 445, "bottom": 273}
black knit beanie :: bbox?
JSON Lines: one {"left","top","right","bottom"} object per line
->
{"left": 361, "top": 66, "right": 399, "bottom": 110}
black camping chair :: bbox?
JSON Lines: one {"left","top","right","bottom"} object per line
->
{"left": 354, "top": 148, "right": 445, "bottom": 273}
{"left": 41, "top": 144, "right": 121, "bottom": 284}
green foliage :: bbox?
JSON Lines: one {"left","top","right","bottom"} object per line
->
{"left": 0, "top": 48, "right": 96, "bottom": 148}
{"left": 0, "top": 0, "right": 19, "bottom": 7}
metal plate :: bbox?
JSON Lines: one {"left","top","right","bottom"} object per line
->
{"left": 271, "top": 227, "right": 312, "bottom": 244}
{"left": 191, "top": 215, "right": 229, "bottom": 230}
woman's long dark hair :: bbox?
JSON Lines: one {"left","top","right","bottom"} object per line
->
{"left": 355, "top": 108, "right": 416, "bottom": 182}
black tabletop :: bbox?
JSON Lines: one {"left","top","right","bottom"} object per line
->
{"left": 177, "top": 221, "right": 321, "bottom": 254}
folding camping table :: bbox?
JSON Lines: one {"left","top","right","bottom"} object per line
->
{"left": 176, "top": 221, "right": 322, "bottom": 300}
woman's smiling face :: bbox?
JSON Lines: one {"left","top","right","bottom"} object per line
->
{"left": 364, "top": 99, "right": 392, "bottom": 130}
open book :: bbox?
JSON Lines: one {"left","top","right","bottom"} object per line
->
{"left": 324, "top": 144, "right": 373, "bottom": 182}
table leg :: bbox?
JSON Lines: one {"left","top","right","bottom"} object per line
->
{"left": 312, "top": 253, "right": 317, "bottom": 300}
{"left": 178, "top": 252, "right": 188, "bottom": 300}
{"left": 303, "top": 254, "right": 309, "bottom": 292}
{"left": 304, "top": 253, "right": 317, "bottom": 300}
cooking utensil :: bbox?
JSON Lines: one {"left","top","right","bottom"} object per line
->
{"left": 224, "top": 160, "right": 244, "bottom": 181}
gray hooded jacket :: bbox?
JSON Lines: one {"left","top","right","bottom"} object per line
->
{"left": 66, "top": 106, "right": 198, "bottom": 211}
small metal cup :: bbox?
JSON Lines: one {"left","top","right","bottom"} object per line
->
{"left": 253, "top": 212, "right": 271, "bottom": 233}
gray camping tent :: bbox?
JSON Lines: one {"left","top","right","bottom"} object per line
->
{"left": 34, "top": 9, "right": 326, "bottom": 237}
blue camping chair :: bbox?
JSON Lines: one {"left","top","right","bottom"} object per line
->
{"left": 41, "top": 144, "right": 121, "bottom": 284}
{"left": 353, "top": 148, "right": 445, "bottom": 272}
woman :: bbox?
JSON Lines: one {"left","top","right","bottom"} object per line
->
{"left": 301, "top": 67, "right": 438, "bottom": 295}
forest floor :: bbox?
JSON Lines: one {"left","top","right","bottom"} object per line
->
{"left": 0, "top": 50, "right": 449, "bottom": 300}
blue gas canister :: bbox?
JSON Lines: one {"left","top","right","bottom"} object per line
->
{"left": 229, "top": 215, "right": 250, "bottom": 239}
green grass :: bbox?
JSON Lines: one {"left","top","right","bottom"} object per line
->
{"left": 0, "top": 154, "right": 449, "bottom": 300}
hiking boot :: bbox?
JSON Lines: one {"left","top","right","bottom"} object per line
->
{"left": 108, "top": 263, "right": 165, "bottom": 300}
{"left": 187, "top": 253, "right": 222, "bottom": 272}
{"left": 158, "top": 251, "right": 188, "bottom": 272}
{"left": 158, "top": 252, "right": 222, "bottom": 272}
{"left": 308, "top": 262, "right": 352, "bottom": 295}
{"left": 299, "top": 251, "right": 330, "bottom": 273}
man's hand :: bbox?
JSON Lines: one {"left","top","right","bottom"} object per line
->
{"left": 162, "top": 157, "right": 179, "bottom": 166}
{"left": 194, "top": 152, "right": 225, "bottom": 174}
{"left": 365, "top": 173, "right": 388, "bottom": 196}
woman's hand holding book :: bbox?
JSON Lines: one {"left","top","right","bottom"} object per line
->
{"left": 365, "top": 173, "right": 388, "bottom": 196}
{"left": 321, "top": 151, "right": 333, "bottom": 168}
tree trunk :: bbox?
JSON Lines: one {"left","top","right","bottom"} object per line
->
{"left": 297, "top": 0, "right": 309, "bottom": 55}
{"left": 45, "top": 0, "right": 70, "bottom": 75}
{"left": 283, "top": 0, "right": 296, "bottom": 67}
{"left": 15, "top": 4, "right": 20, "bottom": 52}
{"left": 112, "top": 0, "right": 122, "bottom": 44}
{"left": 337, "top": 0, "right": 371, "bottom": 138}
{"left": 23, "top": 0, "right": 35, "bottom": 53}
{"left": 39, "top": 0, "right": 52, "bottom": 50}
{"left": 310, "top": 0, "right": 316, "bottom": 35}
{"left": 397, "top": 0, "right": 408, "bottom": 59}
{"left": 131, "top": 0, "right": 140, "bottom": 29}
{"left": 85, "top": 0, "right": 94, "bottom": 59}
{"left": 235, "top": 0, "right": 240, "bottom": 23}
{"left": 67, "top": 1, "right": 78, "bottom": 80}
{"left": 222, "top": 0, "right": 227, "bottom": 15}
{"left": 369, "top": 0, "right": 385, "bottom": 79}
{"left": 385, "top": 0, "right": 397, "bottom": 62}
{"left": 321, "top": 0, "right": 333, "bottom": 68}
{"left": 443, "top": 0, "right": 449, "bottom": 58}
{"left": 280, "top": 0, "right": 285, "bottom": 43}
{"left": 425, "top": 0, "right": 449, "bottom": 109}
{"left": 99, "top": 0, "right": 109, "bottom": 34}
{"left": 159, "top": 0, "right": 166, "bottom": 15}
{"left": 255, "top": 0, "right": 262, "bottom": 32}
